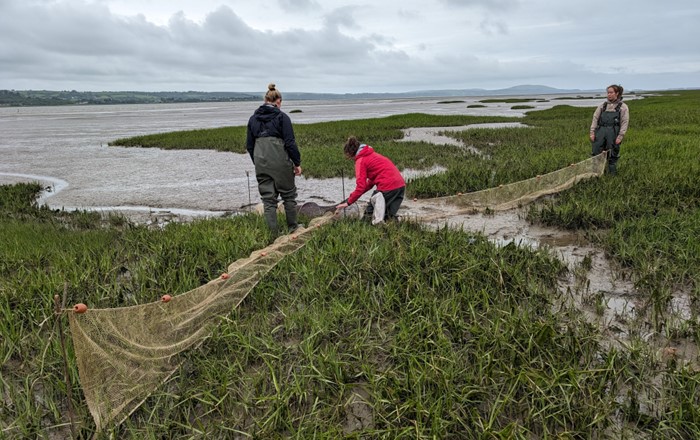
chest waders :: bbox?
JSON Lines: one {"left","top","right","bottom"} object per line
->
{"left": 591, "top": 102, "right": 622, "bottom": 175}
{"left": 253, "top": 136, "right": 298, "bottom": 236}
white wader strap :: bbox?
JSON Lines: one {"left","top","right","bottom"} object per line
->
{"left": 370, "top": 192, "right": 386, "bottom": 225}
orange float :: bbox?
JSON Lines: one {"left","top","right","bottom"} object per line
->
{"left": 261, "top": 252, "right": 267, "bottom": 256}
{"left": 162, "top": 295, "right": 172, "bottom": 303}
{"left": 73, "top": 303, "right": 88, "bottom": 314}
{"left": 221, "top": 273, "right": 230, "bottom": 280}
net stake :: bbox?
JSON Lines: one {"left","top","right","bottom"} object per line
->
{"left": 54, "top": 283, "right": 78, "bottom": 439}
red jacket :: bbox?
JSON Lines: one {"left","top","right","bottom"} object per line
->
{"left": 347, "top": 145, "right": 405, "bottom": 205}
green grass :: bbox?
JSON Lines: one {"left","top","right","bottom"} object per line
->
{"left": 3, "top": 90, "right": 700, "bottom": 438}
{"left": 553, "top": 96, "right": 601, "bottom": 100}
{"left": 479, "top": 98, "right": 536, "bottom": 103}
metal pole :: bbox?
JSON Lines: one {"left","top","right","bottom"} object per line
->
{"left": 246, "top": 171, "right": 251, "bottom": 207}
{"left": 54, "top": 283, "right": 77, "bottom": 439}
{"left": 341, "top": 169, "right": 346, "bottom": 218}
{"left": 341, "top": 168, "right": 345, "bottom": 200}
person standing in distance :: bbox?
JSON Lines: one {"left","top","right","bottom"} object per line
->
{"left": 335, "top": 136, "right": 406, "bottom": 224}
{"left": 590, "top": 84, "right": 629, "bottom": 175}
{"left": 246, "top": 83, "right": 302, "bottom": 236}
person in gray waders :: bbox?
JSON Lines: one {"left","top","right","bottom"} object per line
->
{"left": 590, "top": 84, "right": 629, "bottom": 175}
{"left": 246, "top": 83, "right": 302, "bottom": 236}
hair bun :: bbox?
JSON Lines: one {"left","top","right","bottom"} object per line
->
{"left": 268, "top": 83, "right": 276, "bottom": 91}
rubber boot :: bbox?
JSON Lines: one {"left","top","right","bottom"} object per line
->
{"left": 284, "top": 201, "right": 299, "bottom": 233}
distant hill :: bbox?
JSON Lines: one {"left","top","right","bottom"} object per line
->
{"left": 276, "top": 85, "right": 595, "bottom": 101}
{"left": 1, "top": 85, "right": 597, "bottom": 107}
{"left": 270, "top": 85, "right": 600, "bottom": 100}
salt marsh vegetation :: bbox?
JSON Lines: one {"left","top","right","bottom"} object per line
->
{"left": 2, "top": 90, "right": 699, "bottom": 438}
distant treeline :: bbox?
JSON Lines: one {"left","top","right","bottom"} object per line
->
{"left": 0, "top": 90, "right": 259, "bottom": 107}
{"left": 1, "top": 85, "right": 612, "bottom": 107}
{"left": 3, "top": 86, "right": 673, "bottom": 108}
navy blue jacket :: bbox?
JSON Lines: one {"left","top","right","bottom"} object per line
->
{"left": 246, "top": 104, "right": 301, "bottom": 166}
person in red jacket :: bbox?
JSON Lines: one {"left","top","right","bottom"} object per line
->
{"left": 335, "top": 136, "right": 406, "bottom": 224}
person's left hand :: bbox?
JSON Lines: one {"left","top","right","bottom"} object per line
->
{"left": 294, "top": 165, "right": 302, "bottom": 176}
{"left": 615, "top": 136, "right": 623, "bottom": 144}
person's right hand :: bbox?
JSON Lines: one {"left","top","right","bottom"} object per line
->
{"left": 335, "top": 202, "right": 348, "bottom": 213}
{"left": 294, "top": 165, "right": 302, "bottom": 176}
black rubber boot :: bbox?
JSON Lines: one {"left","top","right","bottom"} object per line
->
{"left": 284, "top": 201, "right": 298, "bottom": 233}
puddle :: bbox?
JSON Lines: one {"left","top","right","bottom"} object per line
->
{"left": 400, "top": 165, "right": 448, "bottom": 180}
{"left": 398, "top": 122, "right": 526, "bottom": 157}
{"left": 399, "top": 122, "right": 526, "bottom": 145}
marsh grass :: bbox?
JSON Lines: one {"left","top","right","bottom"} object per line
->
{"left": 479, "top": 98, "right": 536, "bottom": 103}
{"left": 111, "top": 222, "right": 627, "bottom": 438}
{"left": 3, "top": 90, "right": 700, "bottom": 438}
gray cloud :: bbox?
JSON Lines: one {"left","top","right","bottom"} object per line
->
{"left": 438, "top": 0, "right": 520, "bottom": 11}
{"left": 479, "top": 19, "right": 508, "bottom": 35}
{"left": 278, "top": 0, "right": 321, "bottom": 13}
{"left": 323, "top": 6, "right": 362, "bottom": 30}
{"left": 0, "top": 0, "right": 698, "bottom": 93}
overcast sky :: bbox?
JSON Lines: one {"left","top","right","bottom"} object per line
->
{"left": 1, "top": 0, "right": 698, "bottom": 94}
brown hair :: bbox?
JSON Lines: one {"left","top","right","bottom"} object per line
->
{"left": 344, "top": 136, "right": 361, "bottom": 158}
{"left": 264, "top": 83, "right": 282, "bottom": 103}
{"left": 607, "top": 84, "right": 624, "bottom": 98}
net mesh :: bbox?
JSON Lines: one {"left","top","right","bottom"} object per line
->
{"left": 413, "top": 152, "right": 607, "bottom": 221}
{"left": 67, "top": 153, "right": 606, "bottom": 431}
